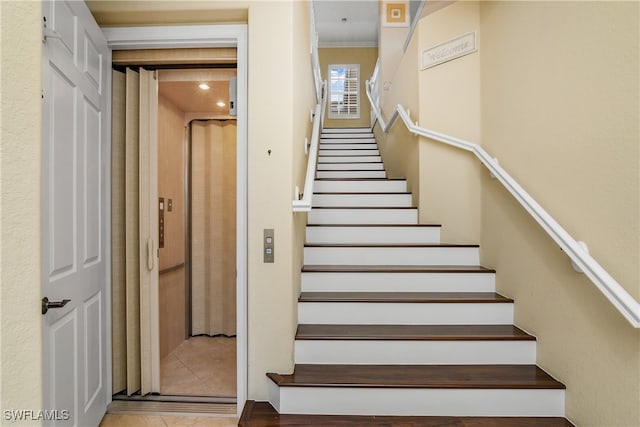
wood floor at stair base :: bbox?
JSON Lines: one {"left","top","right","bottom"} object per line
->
{"left": 239, "top": 401, "right": 575, "bottom": 427}
{"left": 268, "top": 384, "right": 565, "bottom": 417}
{"left": 294, "top": 339, "right": 536, "bottom": 365}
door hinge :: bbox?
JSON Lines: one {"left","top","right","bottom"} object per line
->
{"left": 42, "top": 16, "right": 62, "bottom": 43}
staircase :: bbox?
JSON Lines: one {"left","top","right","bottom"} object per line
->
{"left": 252, "top": 128, "right": 573, "bottom": 425}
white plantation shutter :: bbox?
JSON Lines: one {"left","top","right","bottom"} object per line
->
{"left": 328, "top": 64, "right": 360, "bottom": 119}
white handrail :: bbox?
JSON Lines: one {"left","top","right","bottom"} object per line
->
{"left": 365, "top": 80, "right": 640, "bottom": 328}
{"left": 293, "top": 3, "right": 326, "bottom": 212}
{"left": 293, "top": 82, "right": 326, "bottom": 212}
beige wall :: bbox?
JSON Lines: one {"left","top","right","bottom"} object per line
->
{"left": 0, "top": 0, "right": 315, "bottom": 415}
{"left": 319, "top": 47, "right": 378, "bottom": 128}
{"left": 376, "top": 27, "right": 420, "bottom": 205}
{"left": 417, "top": 1, "right": 482, "bottom": 243}
{"left": 376, "top": 1, "right": 482, "bottom": 242}
{"left": 0, "top": 0, "right": 44, "bottom": 421}
{"left": 92, "top": 0, "right": 315, "bottom": 402}
{"left": 157, "top": 95, "right": 187, "bottom": 358}
{"left": 379, "top": 0, "right": 640, "bottom": 425}
{"left": 479, "top": 2, "right": 639, "bottom": 425}
{"left": 158, "top": 95, "right": 186, "bottom": 272}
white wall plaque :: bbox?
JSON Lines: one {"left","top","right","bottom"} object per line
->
{"left": 421, "top": 31, "right": 477, "bottom": 70}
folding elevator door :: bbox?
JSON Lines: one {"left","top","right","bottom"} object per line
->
{"left": 111, "top": 67, "right": 159, "bottom": 396}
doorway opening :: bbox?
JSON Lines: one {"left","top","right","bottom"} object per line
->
{"left": 109, "top": 42, "right": 245, "bottom": 407}
{"left": 158, "top": 68, "right": 237, "bottom": 398}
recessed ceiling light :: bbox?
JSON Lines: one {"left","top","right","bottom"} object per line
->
{"left": 198, "top": 83, "right": 210, "bottom": 90}
{"left": 216, "top": 101, "right": 226, "bottom": 107}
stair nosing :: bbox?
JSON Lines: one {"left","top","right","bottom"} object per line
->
{"left": 298, "top": 291, "right": 513, "bottom": 304}
{"left": 306, "top": 223, "right": 441, "bottom": 227}
{"left": 301, "top": 265, "right": 496, "bottom": 273}
{"left": 310, "top": 206, "right": 417, "bottom": 210}
{"left": 314, "top": 178, "right": 405, "bottom": 181}
{"left": 267, "top": 365, "right": 566, "bottom": 390}
{"left": 317, "top": 161, "right": 383, "bottom": 164}
{"left": 312, "top": 192, "right": 410, "bottom": 195}
{"left": 295, "top": 324, "right": 536, "bottom": 341}
{"left": 304, "top": 243, "right": 478, "bottom": 248}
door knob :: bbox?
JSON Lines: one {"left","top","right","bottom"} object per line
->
{"left": 41, "top": 297, "right": 71, "bottom": 315}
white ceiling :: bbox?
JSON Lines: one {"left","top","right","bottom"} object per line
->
{"left": 313, "top": 0, "right": 380, "bottom": 48}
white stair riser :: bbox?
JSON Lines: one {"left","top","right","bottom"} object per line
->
{"left": 298, "top": 302, "right": 514, "bottom": 325}
{"left": 319, "top": 149, "right": 380, "bottom": 156}
{"left": 319, "top": 156, "right": 381, "bottom": 163}
{"left": 306, "top": 225, "right": 437, "bottom": 244}
{"left": 304, "top": 246, "right": 479, "bottom": 266}
{"left": 307, "top": 209, "right": 417, "bottom": 225}
{"left": 301, "top": 272, "right": 496, "bottom": 292}
{"left": 317, "top": 163, "right": 384, "bottom": 171}
{"left": 294, "top": 340, "right": 537, "bottom": 365}
{"left": 322, "top": 132, "right": 374, "bottom": 136}
{"left": 319, "top": 143, "right": 378, "bottom": 150}
{"left": 269, "top": 384, "right": 565, "bottom": 417}
{"left": 316, "top": 170, "right": 386, "bottom": 179}
{"left": 314, "top": 180, "right": 406, "bottom": 193}
{"left": 320, "top": 138, "right": 377, "bottom": 144}
{"left": 322, "top": 128, "right": 373, "bottom": 134}
{"left": 312, "top": 194, "right": 411, "bottom": 208}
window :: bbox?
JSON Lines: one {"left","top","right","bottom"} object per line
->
{"left": 328, "top": 64, "right": 360, "bottom": 119}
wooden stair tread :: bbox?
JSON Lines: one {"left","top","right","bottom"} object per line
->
{"left": 306, "top": 223, "right": 441, "bottom": 227}
{"left": 319, "top": 154, "right": 380, "bottom": 157}
{"left": 305, "top": 243, "right": 478, "bottom": 248}
{"left": 299, "top": 292, "right": 512, "bottom": 303}
{"left": 314, "top": 178, "right": 405, "bottom": 181}
{"left": 302, "top": 265, "right": 496, "bottom": 273}
{"left": 296, "top": 324, "right": 534, "bottom": 341}
{"left": 312, "top": 206, "right": 418, "bottom": 211}
{"left": 267, "top": 364, "right": 565, "bottom": 389}
{"left": 312, "top": 192, "right": 409, "bottom": 195}
{"left": 316, "top": 161, "right": 383, "bottom": 164}
{"left": 239, "top": 401, "right": 575, "bottom": 426}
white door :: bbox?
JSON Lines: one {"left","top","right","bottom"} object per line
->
{"left": 41, "top": 1, "right": 110, "bottom": 425}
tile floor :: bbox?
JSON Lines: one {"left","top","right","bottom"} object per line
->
{"left": 160, "top": 336, "right": 236, "bottom": 397}
{"left": 99, "top": 414, "right": 237, "bottom": 427}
